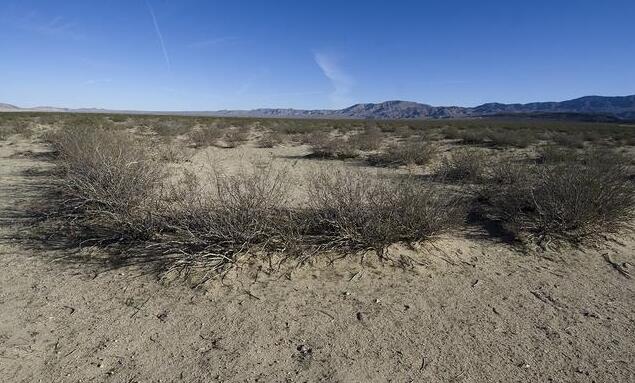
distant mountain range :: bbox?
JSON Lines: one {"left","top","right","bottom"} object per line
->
{"left": 2, "top": 95, "right": 634, "bottom": 121}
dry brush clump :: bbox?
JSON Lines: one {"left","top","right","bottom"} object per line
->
{"left": 307, "top": 169, "right": 467, "bottom": 257}
{"left": 305, "top": 132, "right": 358, "bottom": 159}
{"left": 159, "top": 164, "right": 294, "bottom": 271}
{"left": 256, "top": 131, "right": 284, "bottom": 148}
{"left": 348, "top": 126, "right": 384, "bottom": 151}
{"left": 481, "top": 151, "right": 635, "bottom": 246}
{"left": 437, "top": 148, "right": 490, "bottom": 183}
{"left": 368, "top": 142, "right": 439, "bottom": 167}
{"left": 45, "top": 126, "right": 167, "bottom": 243}
{"left": 189, "top": 125, "right": 225, "bottom": 147}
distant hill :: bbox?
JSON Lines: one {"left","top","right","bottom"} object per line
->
{"left": 2, "top": 95, "right": 634, "bottom": 120}
{"left": 0, "top": 103, "right": 20, "bottom": 111}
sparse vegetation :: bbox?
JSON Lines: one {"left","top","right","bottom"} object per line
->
{"left": 437, "top": 148, "right": 489, "bottom": 182}
{"left": 368, "top": 142, "right": 439, "bottom": 166}
{"left": 481, "top": 152, "right": 635, "bottom": 246}
{"left": 307, "top": 169, "right": 467, "bottom": 257}
{"left": 4, "top": 111, "right": 633, "bottom": 276}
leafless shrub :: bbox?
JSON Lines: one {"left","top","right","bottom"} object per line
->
{"left": 348, "top": 126, "right": 384, "bottom": 151}
{"left": 257, "top": 131, "right": 284, "bottom": 148}
{"left": 223, "top": 126, "right": 250, "bottom": 148}
{"left": 190, "top": 126, "right": 224, "bottom": 147}
{"left": 536, "top": 145, "right": 578, "bottom": 164}
{"left": 161, "top": 163, "right": 293, "bottom": 270}
{"left": 151, "top": 119, "right": 195, "bottom": 137}
{"left": 305, "top": 133, "right": 358, "bottom": 159}
{"left": 552, "top": 132, "right": 585, "bottom": 148}
{"left": 488, "top": 129, "right": 537, "bottom": 148}
{"left": 158, "top": 142, "right": 193, "bottom": 163}
{"left": 481, "top": 153, "right": 635, "bottom": 246}
{"left": 437, "top": 148, "right": 489, "bottom": 182}
{"left": 0, "top": 125, "right": 16, "bottom": 140}
{"left": 46, "top": 126, "right": 167, "bottom": 242}
{"left": 368, "top": 142, "right": 439, "bottom": 167}
{"left": 307, "top": 169, "right": 466, "bottom": 257}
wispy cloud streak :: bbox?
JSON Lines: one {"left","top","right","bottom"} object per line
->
{"left": 145, "top": 0, "right": 170, "bottom": 70}
{"left": 12, "top": 12, "right": 84, "bottom": 40}
{"left": 313, "top": 51, "right": 353, "bottom": 106}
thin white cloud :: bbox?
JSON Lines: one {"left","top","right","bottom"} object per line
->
{"left": 145, "top": 0, "right": 170, "bottom": 70}
{"left": 188, "top": 36, "right": 238, "bottom": 49}
{"left": 313, "top": 51, "right": 354, "bottom": 107}
{"left": 14, "top": 12, "right": 84, "bottom": 40}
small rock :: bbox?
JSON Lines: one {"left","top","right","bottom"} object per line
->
{"left": 296, "top": 344, "right": 312, "bottom": 355}
{"left": 356, "top": 312, "right": 364, "bottom": 321}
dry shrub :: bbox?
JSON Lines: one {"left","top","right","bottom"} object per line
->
{"left": 536, "top": 145, "right": 578, "bottom": 164}
{"left": 161, "top": 164, "right": 293, "bottom": 269}
{"left": 48, "top": 126, "right": 167, "bottom": 241}
{"left": 190, "top": 126, "right": 224, "bottom": 147}
{"left": 552, "top": 132, "right": 585, "bottom": 148}
{"left": 348, "top": 126, "right": 384, "bottom": 151}
{"left": 151, "top": 119, "right": 195, "bottom": 137}
{"left": 0, "top": 125, "right": 16, "bottom": 140}
{"left": 394, "top": 125, "right": 414, "bottom": 138}
{"left": 306, "top": 132, "right": 358, "bottom": 159}
{"left": 257, "top": 131, "right": 284, "bottom": 148}
{"left": 442, "top": 126, "right": 462, "bottom": 139}
{"left": 158, "top": 142, "right": 192, "bottom": 163}
{"left": 368, "top": 142, "right": 439, "bottom": 167}
{"left": 481, "top": 152, "right": 634, "bottom": 246}
{"left": 488, "top": 129, "right": 536, "bottom": 148}
{"left": 223, "top": 126, "right": 250, "bottom": 148}
{"left": 457, "top": 129, "right": 489, "bottom": 145}
{"left": 438, "top": 148, "right": 489, "bottom": 182}
{"left": 307, "top": 169, "right": 466, "bottom": 257}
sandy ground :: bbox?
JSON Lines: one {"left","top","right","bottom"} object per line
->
{"left": 1, "top": 138, "right": 634, "bottom": 382}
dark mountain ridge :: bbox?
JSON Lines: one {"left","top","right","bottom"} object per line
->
{"left": 2, "top": 95, "right": 634, "bottom": 120}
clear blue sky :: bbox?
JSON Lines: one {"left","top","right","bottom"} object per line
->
{"left": 1, "top": 0, "right": 634, "bottom": 110}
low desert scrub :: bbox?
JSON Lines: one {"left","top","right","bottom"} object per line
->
{"left": 46, "top": 126, "right": 167, "bottom": 242}
{"left": 0, "top": 126, "right": 16, "bottom": 140}
{"left": 536, "top": 145, "right": 578, "bottom": 164}
{"left": 306, "top": 133, "right": 358, "bottom": 159}
{"left": 257, "top": 131, "right": 284, "bottom": 148}
{"left": 481, "top": 154, "right": 635, "bottom": 246}
{"left": 307, "top": 169, "right": 467, "bottom": 257}
{"left": 158, "top": 142, "right": 193, "bottom": 163}
{"left": 348, "top": 126, "right": 384, "bottom": 151}
{"left": 488, "top": 128, "right": 537, "bottom": 148}
{"left": 368, "top": 142, "right": 439, "bottom": 167}
{"left": 160, "top": 164, "right": 294, "bottom": 271}
{"left": 552, "top": 132, "right": 585, "bottom": 148}
{"left": 437, "top": 148, "right": 489, "bottom": 182}
{"left": 223, "top": 127, "right": 250, "bottom": 148}
{"left": 190, "top": 126, "right": 224, "bottom": 147}
{"left": 150, "top": 119, "right": 195, "bottom": 137}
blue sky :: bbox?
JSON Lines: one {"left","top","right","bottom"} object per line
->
{"left": 1, "top": 0, "right": 634, "bottom": 110}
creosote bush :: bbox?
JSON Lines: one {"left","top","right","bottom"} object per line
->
{"left": 307, "top": 169, "right": 467, "bottom": 257}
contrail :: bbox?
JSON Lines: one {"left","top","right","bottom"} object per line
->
{"left": 145, "top": 0, "right": 170, "bottom": 70}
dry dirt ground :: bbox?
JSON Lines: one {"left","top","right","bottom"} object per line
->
{"left": 1, "top": 138, "right": 634, "bottom": 383}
